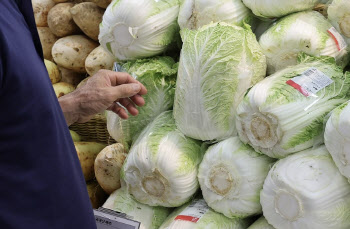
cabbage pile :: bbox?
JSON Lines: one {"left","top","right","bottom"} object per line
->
{"left": 259, "top": 11, "right": 349, "bottom": 74}
{"left": 121, "top": 111, "right": 204, "bottom": 207}
{"left": 99, "top": 0, "right": 180, "bottom": 60}
{"left": 236, "top": 54, "right": 350, "bottom": 158}
{"left": 106, "top": 56, "right": 177, "bottom": 147}
{"left": 324, "top": 98, "right": 350, "bottom": 181}
{"left": 173, "top": 22, "right": 266, "bottom": 141}
{"left": 90, "top": 1, "right": 350, "bottom": 229}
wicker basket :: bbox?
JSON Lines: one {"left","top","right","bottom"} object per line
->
{"left": 70, "top": 113, "right": 116, "bottom": 145}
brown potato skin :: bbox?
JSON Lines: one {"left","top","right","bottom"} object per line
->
{"left": 47, "top": 3, "right": 80, "bottom": 37}
{"left": 52, "top": 35, "right": 98, "bottom": 73}
{"left": 86, "top": 181, "right": 108, "bottom": 209}
{"left": 37, "top": 27, "right": 58, "bottom": 61}
{"left": 52, "top": 82, "right": 75, "bottom": 98}
{"left": 85, "top": 46, "right": 115, "bottom": 76}
{"left": 75, "top": 142, "right": 106, "bottom": 181}
{"left": 58, "top": 66, "right": 86, "bottom": 86}
{"left": 33, "top": 0, "right": 56, "bottom": 27}
{"left": 91, "top": 0, "right": 111, "bottom": 8}
{"left": 70, "top": 2, "right": 105, "bottom": 41}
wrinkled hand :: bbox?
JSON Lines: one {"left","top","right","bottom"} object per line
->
{"left": 59, "top": 70, "right": 147, "bottom": 126}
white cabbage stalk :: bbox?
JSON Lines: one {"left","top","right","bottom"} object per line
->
{"left": 261, "top": 146, "right": 350, "bottom": 229}
{"left": 328, "top": 0, "right": 350, "bottom": 44}
{"left": 198, "top": 137, "right": 275, "bottom": 218}
{"left": 178, "top": 0, "right": 255, "bottom": 30}
{"left": 236, "top": 54, "right": 350, "bottom": 158}
{"left": 99, "top": 0, "right": 180, "bottom": 61}
{"left": 107, "top": 56, "right": 177, "bottom": 147}
{"left": 159, "top": 199, "right": 250, "bottom": 229}
{"left": 103, "top": 187, "right": 171, "bottom": 229}
{"left": 242, "top": 0, "right": 320, "bottom": 18}
{"left": 174, "top": 22, "right": 266, "bottom": 141}
{"left": 247, "top": 217, "right": 275, "bottom": 229}
{"left": 254, "top": 19, "right": 275, "bottom": 40}
{"left": 121, "top": 111, "right": 203, "bottom": 207}
{"left": 324, "top": 99, "right": 350, "bottom": 181}
{"left": 259, "top": 11, "right": 349, "bottom": 74}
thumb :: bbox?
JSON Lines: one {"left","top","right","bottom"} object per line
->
{"left": 108, "top": 83, "right": 141, "bottom": 100}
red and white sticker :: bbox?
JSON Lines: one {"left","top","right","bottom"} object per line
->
{"left": 328, "top": 27, "right": 348, "bottom": 51}
{"left": 286, "top": 67, "right": 333, "bottom": 97}
{"left": 175, "top": 199, "right": 209, "bottom": 223}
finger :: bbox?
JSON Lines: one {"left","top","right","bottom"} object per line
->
{"left": 107, "top": 71, "right": 147, "bottom": 95}
{"left": 130, "top": 94, "right": 145, "bottom": 107}
{"left": 107, "top": 103, "right": 129, "bottom": 119}
{"left": 119, "top": 98, "right": 139, "bottom": 116}
{"left": 108, "top": 83, "right": 142, "bottom": 101}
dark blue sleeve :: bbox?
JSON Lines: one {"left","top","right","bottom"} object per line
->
{"left": 0, "top": 54, "right": 2, "bottom": 90}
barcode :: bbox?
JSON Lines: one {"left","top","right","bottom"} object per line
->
{"left": 303, "top": 68, "right": 317, "bottom": 77}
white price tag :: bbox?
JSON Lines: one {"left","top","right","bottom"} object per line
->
{"left": 175, "top": 199, "right": 209, "bottom": 223}
{"left": 286, "top": 67, "right": 333, "bottom": 97}
{"left": 328, "top": 27, "right": 348, "bottom": 51}
{"left": 94, "top": 208, "right": 140, "bottom": 229}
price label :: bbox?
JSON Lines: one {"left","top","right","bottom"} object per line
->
{"left": 328, "top": 27, "right": 348, "bottom": 51}
{"left": 175, "top": 199, "right": 209, "bottom": 223}
{"left": 94, "top": 208, "right": 140, "bottom": 229}
{"left": 286, "top": 67, "right": 333, "bottom": 97}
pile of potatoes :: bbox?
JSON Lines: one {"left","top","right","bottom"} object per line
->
{"left": 34, "top": 0, "right": 119, "bottom": 208}
{"left": 69, "top": 130, "right": 128, "bottom": 208}
{"left": 33, "top": 0, "right": 115, "bottom": 98}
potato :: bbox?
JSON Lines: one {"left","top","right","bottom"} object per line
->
{"left": 32, "top": 0, "right": 55, "bottom": 27}
{"left": 37, "top": 27, "right": 58, "bottom": 61}
{"left": 52, "top": 35, "right": 98, "bottom": 73}
{"left": 76, "top": 76, "right": 91, "bottom": 89}
{"left": 69, "top": 130, "right": 82, "bottom": 142}
{"left": 91, "top": 0, "right": 111, "bottom": 8}
{"left": 94, "top": 144, "right": 127, "bottom": 194}
{"left": 58, "top": 66, "right": 86, "bottom": 86}
{"left": 75, "top": 142, "right": 107, "bottom": 181}
{"left": 85, "top": 46, "right": 115, "bottom": 76}
{"left": 44, "top": 59, "right": 61, "bottom": 83}
{"left": 70, "top": 3, "right": 104, "bottom": 41}
{"left": 52, "top": 82, "right": 75, "bottom": 98}
{"left": 47, "top": 3, "right": 80, "bottom": 37}
{"left": 86, "top": 181, "right": 108, "bottom": 209}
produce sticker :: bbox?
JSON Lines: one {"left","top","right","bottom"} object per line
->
{"left": 94, "top": 208, "right": 140, "bottom": 229}
{"left": 328, "top": 27, "right": 348, "bottom": 51}
{"left": 286, "top": 67, "right": 333, "bottom": 97}
{"left": 175, "top": 199, "right": 209, "bottom": 223}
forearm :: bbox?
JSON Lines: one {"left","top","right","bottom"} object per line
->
{"left": 58, "top": 90, "right": 81, "bottom": 126}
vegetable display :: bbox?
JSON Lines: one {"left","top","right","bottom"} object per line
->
{"left": 174, "top": 22, "right": 266, "bottom": 141}
{"left": 236, "top": 54, "right": 350, "bottom": 158}
{"left": 121, "top": 111, "right": 204, "bottom": 207}
{"left": 261, "top": 146, "right": 350, "bottom": 229}
{"left": 159, "top": 199, "right": 251, "bottom": 229}
{"left": 178, "top": 0, "right": 254, "bottom": 30}
{"left": 198, "top": 137, "right": 275, "bottom": 218}
{"left": 328, "top": 0, "right": 350, "bottom": 44}
{"left": 247, "top": 217, "right": 275, "bottom": 229}
{"left": 324, "top": 99, "right": 350, "bottom": 181}
{"left": 259, "top": 11, "right": 349, "bottom": 74}
{"left": 33, "top": 1, "right": 350, "bottom": 227}
{"left": 103, "top": 187, "right": 171, "bottom": 229}
{"left": 242, "top": 0, "right": 320, "bottom": 18}
{"left": 99, "top": 0, "right": 180, "bottom": 61}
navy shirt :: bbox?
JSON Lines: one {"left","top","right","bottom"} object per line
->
{"left": 0, "top": 1, "right": 97, "bottom": 228}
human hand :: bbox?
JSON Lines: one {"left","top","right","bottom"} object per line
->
{"left": 59, "top": 70, "right": 147, "bottom": 125}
